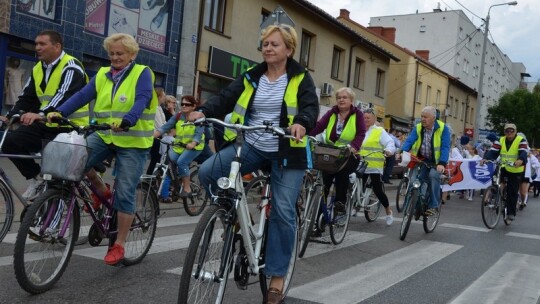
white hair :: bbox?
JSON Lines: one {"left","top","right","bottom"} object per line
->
{"left": 421, "top": 106, "right": 437, "bottom": 118}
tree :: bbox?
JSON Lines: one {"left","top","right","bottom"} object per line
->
{"left": 486, "top": 88, "right": 540, "bottom": 147}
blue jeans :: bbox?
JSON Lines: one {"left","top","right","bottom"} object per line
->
{"left": 168, "top": 148, "right": 202, "bottom": 177}
{"left": 410, "top": 165, "right": 441, "bottom": 209}
{"left": 85, "top": 133, "right": 148, "bottom": 214}
{"left": 199, "top": 142, "right": 304, "bottom": 277}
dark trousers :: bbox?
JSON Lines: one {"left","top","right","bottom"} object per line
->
{"left": 362, "top": 173, "right": 390, "bottom": 208}
{"left": 502, "top": 169, "right": 521, "bottom": 216}
{"left": 146, "top": 137, "right": 161, "bottom": 175}
{"left": 533, "top": 181, "right": 540, "bottom": 196}
{"left": 323, "top": 155, "right": 359, "bottom": 203}
{"left": 3, "top": 122, "right": 72, "bottom": 179}
{"left": 382, "top": 154, "right": 395, "bottom": 182}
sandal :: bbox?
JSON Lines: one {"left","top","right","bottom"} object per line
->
{"left": 160, "top": 197, "right": 173, "bottom": 204}
{"left": 266, "top": 287, "right": 283, "bottom": 304}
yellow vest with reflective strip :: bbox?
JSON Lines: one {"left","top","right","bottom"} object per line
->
{"left": 33, "top": 54, "right": 89, "bottom": 126}
{"left": 93, "top": 64, "right": 157, "bottom": 149}
{"left": 224, "top": 72, "right": 307, "bottom": 148}
{"left": 325, "top": 113, "right": 357, "bottom": 147}
{"left": 360, "top": 127, "right": 385, "bottom": 169}
{"left": 410, "top": 120, "right": 445, "bottom": 163}
{"left": 173, "top": 116, "right": 205, "bottom": 153}
{"left": 500, "top": 135, "right": 524, "bottom": 173}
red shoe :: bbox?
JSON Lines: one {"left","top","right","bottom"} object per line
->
{"left": 104, "top": 243, "right": 125, "bottom": 265}
{"left": 85, "top": 184, "right": 112, "bottom": 213}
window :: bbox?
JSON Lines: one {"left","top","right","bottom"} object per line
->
{"left": 453, "top": 98, "right": 459, "bottom": 117}
{"left": 204, "top": 0, "right": 226, "bottom": 33}
{"left": 470, "top": 108, "right": 474, "bottom": 124}
{"left": 459, "top": 27, "right": 464, "bottom": 39}
{"left": 436, "top": 90, "right": 441, "bottom": 107}
{"left": 416, "top": 81, "right": 423, "bottom": 103}
{"left": 472, "top": 66, "right": 478, "bottom": 77}
{"left": 461, "top": 102, "right": 465, "bottom": 121}
{"left": 448, "top": 97, "right": 454, "bottom": 116}
{"left": 375, "top": 69, "right": 385, "bottom": 97}
{"left": 420, "top": 25, "right": 426, "bottom": 32}
{"left": 331, "top": 46, "right": 343, "bottom": 79}
{"left": 426, "top": 85, "right": 432, "bottom": 105}
{"left": 353, "top": 58, "right": 365, "bottom": 90}
{"left": 299, "top": 31, "right": 314, "bottom": 68}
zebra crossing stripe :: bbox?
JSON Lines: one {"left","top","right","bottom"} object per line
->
{"left": 449, "top": 252, "right": 540, "bottom": 304}
{"left": 288, "top": 240, "right": 462, "bottom": 304}
{"left": 506, "top": 232, "right": 540, "bottom": 240}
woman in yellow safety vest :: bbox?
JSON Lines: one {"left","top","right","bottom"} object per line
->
{"left": 309, "top": 87, "right": 366, "bottom": 217}
{"left": 49, "top": 33, "right": 157, "bottom": 266}
{"left": 154, "top": 95, "right": 205, "bottom": 199}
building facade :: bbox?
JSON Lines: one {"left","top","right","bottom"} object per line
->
{"left": 0, "top": 0, "right": 184, "bottom": 113}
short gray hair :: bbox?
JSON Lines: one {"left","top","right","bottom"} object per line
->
{"left": 421, "top": 106, "right": 437, "bottom": 118}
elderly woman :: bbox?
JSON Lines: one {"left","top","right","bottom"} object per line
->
{"left": 360, "top": 108, "right": 395, "bottom": 224}
{"left": 188, "top": 24, "right": 318, "bottom": 304}
{"left": 49, "top": 33, "right": 157, "bottom": 265}
{"left": 309, "top": 87, "right": 366, "bottom": 218}
{"left": 154, "top": 95, "right": 205, "bottom": 200}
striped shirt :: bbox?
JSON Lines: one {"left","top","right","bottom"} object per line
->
{"left": 245, "top": 74, "right": 287, "bottom": 152}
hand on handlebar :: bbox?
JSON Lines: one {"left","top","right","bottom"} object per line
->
{"left": 436, "top": 164, "right": 445, "bottom": 174}
{"left": 514, "top": 159, "right": 523, "bottom": 167}
{"left": 289, "top": 123, "right": 306, "bottom": 143}
{"left": 47, "top": 112, "right": 63, "bottom": 123}
{"left": 20, "top": 113, "right": 43, "bottom": 125}
{"left": 187, "top": 111, "right": 205, "bottom": 122}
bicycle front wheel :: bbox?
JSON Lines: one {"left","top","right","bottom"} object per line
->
{"left": 178, "top": 204, "right": 234, "bottom": 304}
{"left": 298, "top": 184, "right": 321, "bottom": 258}
{"left": 395, "top": 177, "right": 408, "bottom": 213}
{"left": 364, "top": 186, "right": 383, "bottom": 222}
{"left": 399, "top": 188, "right": 418, "bottom": 241}
{"left": 423, "top": 203, "right": 441, "bottom": 233}
{"left": 481, "top": 185, "right": 501, "bottom": 229}
{"left": 13, "top": 188, "right": 79, "bottom": 294}
{"left": 122, "top": 181, "right": 158, "bottom": 265}
{"left": 0, "top": 179, "right": 15, "bottom": 243}
{"left": 330, "top": 188, "right": 352, "bottom": 245}
{"left": 183, "top": 169, "right": 209, "bottom": 216}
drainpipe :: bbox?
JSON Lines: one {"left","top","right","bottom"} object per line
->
{"left": 411, "top": 59, "right": 419, "bottom": 127}
{"left": 193, "top": 0, "right": 205, "bottom": 98}
{"left": 346, "top": 42, "right": 362, "bottom": 87}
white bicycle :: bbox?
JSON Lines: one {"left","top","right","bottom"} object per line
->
{"left": 349, "top": 151, "right": 384, "bottom": 222}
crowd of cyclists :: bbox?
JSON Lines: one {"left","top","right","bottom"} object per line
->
{"left": 1, "top": 25, "right": 534, "bottom": 303}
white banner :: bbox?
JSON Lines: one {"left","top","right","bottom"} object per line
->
{"left": 441, "top": 159, "right": 496, "bottom": 191}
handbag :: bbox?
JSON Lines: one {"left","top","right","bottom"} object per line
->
{"left": 312, "top": 143, "right": 351, "bottom": 174}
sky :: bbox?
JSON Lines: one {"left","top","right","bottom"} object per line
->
{"left": 308, "top": 0, "right": 540, "bottom": 83}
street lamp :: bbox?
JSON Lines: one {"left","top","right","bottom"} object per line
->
{"left": 473, "top": 1, "right": 517, "bottom": 141}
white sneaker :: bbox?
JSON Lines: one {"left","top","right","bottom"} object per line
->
{"left": 386, "top": 211, "right": 394, "bottom": 226}
{"left": 351, "top": 208, "right": 357, "bottom": 217}
{"left": 22, "top": 176, "right": 45, "bottom": 200}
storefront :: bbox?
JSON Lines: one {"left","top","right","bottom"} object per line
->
{"left": 384, "top": 114, "right": 412, "bottom": 133}
{"left": 0, "top": 0, "right": 182, "bottom": 113}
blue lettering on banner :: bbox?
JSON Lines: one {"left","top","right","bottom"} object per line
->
{"left": 468, "top": 161, "right": 494, "bottom": 185}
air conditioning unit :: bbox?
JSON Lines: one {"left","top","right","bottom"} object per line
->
{"left": 321, "top": 82, "right": 333, "bottom": 96}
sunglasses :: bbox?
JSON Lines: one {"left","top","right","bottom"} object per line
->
{"left": 181, "top": 103, "right": 194, "bottom": 107}
{"left": 504, "top": 129, "right": 515, "bottom": 133}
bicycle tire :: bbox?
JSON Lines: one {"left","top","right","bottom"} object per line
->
{"left": 122, "top": 181, "right": 158, "bottom": 265}
{"left": 502, "top": 188, "right": 512, "bottom": 226}
{"left": 178, "top": 204, "right": 234, "bottom": 304}
{"left": 298, "top": 184, "right": 322, "bottom": 258}
{"left": 481, "top": 185, "right": 501, "bottom": 229}
{"left": 399, "top": 188, "right": 418, "bottom": 241}
{"left": 395, "top": 177, "right": 408, "bottom": 213}
{"left": 330, "top": 187, "right": 352, "bottom": 245}
{"left": 0, "top": 179, "right": 15, "bottom": 243}
{"left": 297, "top": 171, "right": 314, "bottom": 224}
{"left": 13, "top": 188, "right": 80, "bottom": 294}
{"left": 423, "top": 202, "right": 441, "bottom": 233}
{"left": 364, "top": 183, "right": 383, "bottom": 222}
{"left": 183, "top": 169, "right": 209, "bottom": 216}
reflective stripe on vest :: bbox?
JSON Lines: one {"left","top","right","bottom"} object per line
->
{"left": 224, "top": 72, "right": 307, "bottom": 148}
{"left": 325, "top": 113, "right": 356, "bottom": 147}
{"left": 33, "top": 54, "right": 89, "bottom": 126}
{"left": 360, "top": 127, "right": 385, "bottom": 169}
{"left": 500, "top": 135, "right": 524, "bottom": 173}
{"left": 410, "top": 120, "right": 445, "bottom": 163}
{"left": 93, "top": 64, "right": 157, "bottom": 148}
{"left": 173, "top": 117, "right": 205, "bottom": 153}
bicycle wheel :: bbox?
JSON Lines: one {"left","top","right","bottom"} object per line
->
{"left": 502, "top": 189, "right": 512, "bottom": 226}
{"left": 298, "top": 184, "right": 321, "bottom": 258}
{"left": 364, "top": 185, "right": 382, "bottom": 222}
{"left": 395, "top": 177, "right": 408, "bottom": 213}
{"left": 178, "top": 204, "right": 234, "bottom": 304}
{"left": 423, "top": 201, "right": 441, "bottom": 233}
{"left": 399, "top": 188, "right": 418, "bottom": 241}
{"left": 122, "top": 181, "right": 158, "bottom": 265}
{"left": 183, "top": 169, "right": 209, "bottom": 216}
{"left": 0, "top": 179, "right": 15, "bottom": 243}
{"left": 481, "top": 185, "right": 501, "bottom": 229}
{"left": 297, "top": 171, "right": 314, "bottom": 223}
{"left": 330, "top": 187, "right": 352, "bottom": 245}
{"left": 13, "top": 188, "right": 80, "bottom": 294}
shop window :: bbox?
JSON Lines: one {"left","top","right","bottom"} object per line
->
{"left": 16, "top": 0, "right": 60, "bottom": 21}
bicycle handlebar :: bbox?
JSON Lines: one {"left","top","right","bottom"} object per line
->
{"left": 482, "top": 159, "right": 517, "bottom": 167}
{"left": 188, "top": 117, "right": 298, "bottom": 141}
{"left": 50, "top": 116, "right": 112, "bottom": 134}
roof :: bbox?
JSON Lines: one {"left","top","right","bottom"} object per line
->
{"left": 291, "top": 0, "right": 400, "bottom": 62}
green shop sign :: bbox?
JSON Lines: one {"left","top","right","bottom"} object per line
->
{"left": 208, "top": 46, "right": 258, "bottom": 80}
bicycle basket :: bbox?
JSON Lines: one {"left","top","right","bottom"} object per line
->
{"left": 311, "top": 143, "right": 351, "bottom": 174}
{"left": 41, "top": 136, "right": 89, "bottom": 182}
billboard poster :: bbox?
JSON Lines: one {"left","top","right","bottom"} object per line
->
{"left": 16, "top": 0, "right": 56, "bottom": 20}
{"left": 85, "top": 0, "right": 108, "bottom": 35}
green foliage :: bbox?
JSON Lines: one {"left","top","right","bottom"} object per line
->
{"left": 533, "top": 83, "right": 540, "bottom": 95}
{"left": 486, "top": 88, "right": 540, "bottom": 147}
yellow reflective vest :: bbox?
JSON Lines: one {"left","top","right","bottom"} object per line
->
{"left": 93, "top": 64, "right": 157, "bottom": 149}
{"left": 33, "top": 53, "right": 89, "bottom": 126}
{"left": 173, "top": 115, "right": 205, "bottom": 154}
{"left": 410, "top": 120, "right": 445, "bottom": 163}
{"left": 500, "top": 135, "right": 524, "bottom": 173}
{"left": 360, "top": 127, "right": 385, "bottom": 169}
{"left": 325, "top": 113, "right": 357, "bottom": 147}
